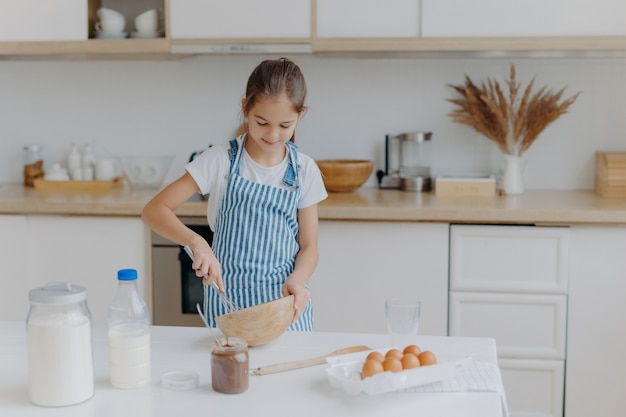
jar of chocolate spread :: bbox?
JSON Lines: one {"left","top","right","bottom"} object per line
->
{"left": 211, "top": 338, "right": 249, "bottom": 394}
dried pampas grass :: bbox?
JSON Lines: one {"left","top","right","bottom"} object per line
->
{"left": 447, "top": 64, "right": 580, "bottom": 156}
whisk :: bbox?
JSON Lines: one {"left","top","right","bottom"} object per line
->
{"left": 183, "top": 246, "right": 240, "bottom": 324}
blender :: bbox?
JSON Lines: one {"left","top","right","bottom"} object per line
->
{"left": 376, "top": 132, "right": 433, "bottom": 191}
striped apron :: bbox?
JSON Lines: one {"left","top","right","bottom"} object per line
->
{"left": 203, "top": 136, "right": 313, "bottom": 331}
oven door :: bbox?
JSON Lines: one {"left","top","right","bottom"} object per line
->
{"left": 151, "top": 218, "right": 213, "bottom": 327}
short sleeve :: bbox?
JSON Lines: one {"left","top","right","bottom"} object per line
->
{"left": 297, "top": 153, "right": 328, "bottom": 209}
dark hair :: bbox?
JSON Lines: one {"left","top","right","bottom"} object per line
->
{"left": 243, "top": 58, "right": 307, "bottom": 141}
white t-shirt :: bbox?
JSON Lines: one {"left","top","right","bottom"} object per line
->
{"left": 186, "top": 136, "right": 328, "bottom": 231}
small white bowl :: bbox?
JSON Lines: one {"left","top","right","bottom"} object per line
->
{"left": 44, "top": 164, "right": 70, "bottom": 181}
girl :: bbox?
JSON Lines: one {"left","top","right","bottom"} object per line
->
{"left": 142, "top": 58, "right": 327, "bottom": 331}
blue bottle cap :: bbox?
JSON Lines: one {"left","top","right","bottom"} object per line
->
{"left": 117, "top": 269, "right": 138, "bottom": 281}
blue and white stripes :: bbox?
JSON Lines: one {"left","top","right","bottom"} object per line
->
{"left": 205, "top": 138, "right": 313, "bottom": 331}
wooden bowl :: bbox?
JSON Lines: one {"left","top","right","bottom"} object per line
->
{"left": 215, "top": 295, "right": 294, "bottom": 347}
{"left": 316, "top": 159, "right": 374, "bottom": 192}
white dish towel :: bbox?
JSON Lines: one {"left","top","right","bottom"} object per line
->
{"left": 403, "top": 360, "right": 509, "bottom": 417}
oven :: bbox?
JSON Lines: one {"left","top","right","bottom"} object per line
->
{"left": 151, "top": 216, "right": 213, "bottom": 327}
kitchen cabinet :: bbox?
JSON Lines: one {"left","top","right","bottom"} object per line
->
{"left": 3, "top": 0, "right": 626, "bottom": 56}
{"left": 21, "top": 215, "right": 149, "bottom": 328}
{"left": 421, "top": 0, "right": 626, "bottom": 37}
{"left": 0, "top": 215, "right": 29, "bottom": 322}
{"left": 0, "top": 0, "right": 171, "bottom": 58}
{"left": 566, "top": 226, "right": 626, "bottom": 417}
{"left": 316, "top": 0, "right": 420, "bottom": 38}
{"left": 0, "top": 0, "right": 90, "bottom": 42}
{"left": 313, "top": 0, "right": 425, "bottom": 52}
{"left": 310, "top": 221, "right": 449, "bottom": 336}
{"left": 169, "top": 0, "right": 312, "bottom": 54}
{"left": 170, "top": 0, "right": 310, "bottom": 39}
{"left": 312, "top": 0, "right": 626, "bottom": 52}
{"left": 449, "top": 224, "right": 570, "bottom": 417}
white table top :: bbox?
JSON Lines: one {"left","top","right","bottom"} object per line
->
{"left": 0, "top": 322, "right": 506, "bottom": 417}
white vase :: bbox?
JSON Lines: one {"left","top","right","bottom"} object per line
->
{"left": 502, "top": 154, "right": 524, "bottom": 195}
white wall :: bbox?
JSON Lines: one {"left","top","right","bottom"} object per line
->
{"left": 2, "top": 54, "right": 625, "bottom": 190}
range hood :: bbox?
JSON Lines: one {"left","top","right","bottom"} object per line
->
{"left": 170, "top": 42, "right": 312, "bottom": 55}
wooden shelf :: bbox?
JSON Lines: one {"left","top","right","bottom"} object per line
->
{"left": 0, "top": 38, "right": 171, "bottom": 58}
{"left": 311, "top": 36, "right": 626, "bottom": 54}
{"left": 3, "top": 35, "right": 626, "bottom": 59}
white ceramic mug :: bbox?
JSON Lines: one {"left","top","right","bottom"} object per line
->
{"left": 134, "top": 9, "right": 159, "bottom": 34}
{"left": 96, "top": 8, "right": 126, "bottom": 34}
{"left": 95, "top": 159, "right": 120, "bottom": 181}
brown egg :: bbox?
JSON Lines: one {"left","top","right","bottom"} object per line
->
{"left": 400, "top": 353, "right": 421, "bottom": 370}
{"left": 382, "top": 357, "right": 403, "bottom": 373}
{"left": 418, "top": 350, "right": 438, "bottom": 366}
{"left": 360, "top": 358, "right": 384, "bottom": 379}
{"left": 385, "top": 348, "right": 403, "bottom": 360}
{"left": 403, "top": 344, "right": 422, "bottom": 357}
{"left": 366, "top": 351, "right": 385, "bottom": 363}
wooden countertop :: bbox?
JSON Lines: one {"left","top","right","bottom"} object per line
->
{"left": 1, "top": 183, "right": 626, "bottom": 225}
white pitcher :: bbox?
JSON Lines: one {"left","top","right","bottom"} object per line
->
{"left": 501, "top": 154, "right": 524, "bottom": 195}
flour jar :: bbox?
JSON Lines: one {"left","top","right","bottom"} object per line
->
{"left": 27, "top": 282, "right": 94, "bottom": 407}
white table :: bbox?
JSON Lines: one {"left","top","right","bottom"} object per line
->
{"left": 0, "top": 322, "right": 506, "bottom": 417}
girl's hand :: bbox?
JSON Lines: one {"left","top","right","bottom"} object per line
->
{"left": 282, "top": 278, "right": 310, "bottom": 324}
{"left": 190, "top": 244, "right": 224, "bottom": 291}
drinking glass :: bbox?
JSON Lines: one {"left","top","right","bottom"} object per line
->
{"left": 385, "top": 299, "right": 421, "bottom": 347}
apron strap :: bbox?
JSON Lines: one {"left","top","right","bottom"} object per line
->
{"left": 283, "top": 141, "right": 300, "bottom": 189}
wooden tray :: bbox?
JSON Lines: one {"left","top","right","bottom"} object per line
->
{"left": 33, "top": 176, "right": 124, "bottom": 191}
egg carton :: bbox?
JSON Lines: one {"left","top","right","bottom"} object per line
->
{"left": 325, "top": 348, "right": 473, "bottom": 396}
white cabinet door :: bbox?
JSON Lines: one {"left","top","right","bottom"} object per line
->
{"left": 170, "top": 0, "right": 311, "bottom": 39}
{"left": 422, "top": 0, "right": 626, "bottom": 37}
{"left": 499, "top": 358, "right": 565, "bottom": 417}
{"left": 309, "top": 221, "right": 449, "bottom": 336}
{"left": 0, "top": 215, "right": 28, "bottom": 321}
{"left": 316, "top": 0, "right": 420, "bottom": 38}
{"left": 566, "top": 226, "right": 626, "bottom": 417}
{"left": 449, "top": 224, "right": 569, "bottom": 417}
{"left": 26, "top": 215, "right": 149, "bottom": 328}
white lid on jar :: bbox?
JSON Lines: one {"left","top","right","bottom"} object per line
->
{"left": 29, "top": 282, "right": 87, "bottom": 304}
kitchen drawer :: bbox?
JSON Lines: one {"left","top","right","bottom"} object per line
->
{"left": 499, "top": 358, "right": 564, "bottom": 417}
{"left": 449, "top": 292, "right": 567, "bottom": 359}
{"left": 450, "top": 225, "right": 570, "bottom": 294}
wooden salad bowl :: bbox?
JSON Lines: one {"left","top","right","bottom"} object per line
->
{"left": 316, "top": 159, "right": 373, "bottom": 192}
{"left": 215, "top": 295, "right": 294, "bottom": 347}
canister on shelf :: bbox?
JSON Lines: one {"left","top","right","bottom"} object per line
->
{"left": 23, "top": 144, "right": 44, "bottom": 186}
